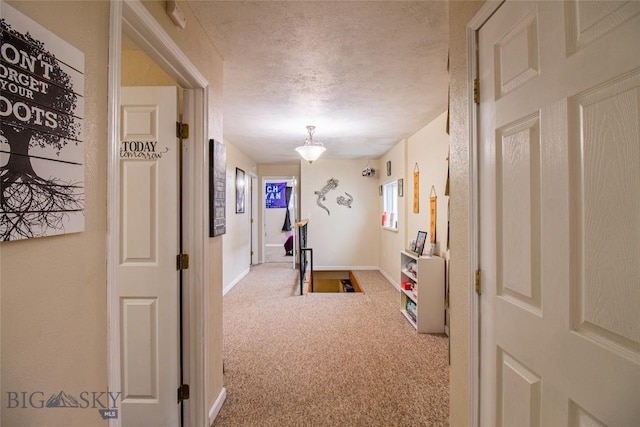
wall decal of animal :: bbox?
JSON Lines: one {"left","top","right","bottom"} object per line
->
{"left": 314, "top": 178, "right": 339, "bottom": 215}
{"left": 336, "top": 192, "right": 353, "bottom": 208}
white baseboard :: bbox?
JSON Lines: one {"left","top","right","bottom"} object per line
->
{"left": 223, "top": 267, "right": 250, "bottom": 296}
{"left": 379, "top": 268, "right": 400, "bottom": 291}
{"left": 208, "top": 387, "right": 227, "bottom": 426}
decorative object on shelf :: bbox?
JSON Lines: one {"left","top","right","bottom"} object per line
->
{"left": 386, "top": 160, "right": 392, "bottom": 176}
{"left": 398, "top": 179, "right": 404, "bottom": 197}
{"left": 314, "top": 178, "right": 339, "bottom": 215}
{"left": 295, "top": 125, "right": 326, "bottom": 163}
{"left": 414, "top": 231, "right": 427, "bottom": 256}
{"left": 235, "top": 168, "right": 246, "bottom": 213}
{"left": 413, "top": 162, "right": 420, "bottom": 213}
{"left": 336, "top": 192, "right": 353, "bottom": 208}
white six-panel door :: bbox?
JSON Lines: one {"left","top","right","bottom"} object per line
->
{"left": 118, "top": 86, "right": 180, "bottom": 426}
{"left": 478, "top": 1, "right": 640, "bottom": 425}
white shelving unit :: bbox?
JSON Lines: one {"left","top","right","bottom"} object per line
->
{"left": 400, "top": 250, "right": 445, "bottom": 333}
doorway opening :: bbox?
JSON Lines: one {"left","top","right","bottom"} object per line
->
{"left": 108, "top": 2, "right": 211, "bottom": 426}
{"left": 262, "top": 176, "right": 297, "bottom": 267}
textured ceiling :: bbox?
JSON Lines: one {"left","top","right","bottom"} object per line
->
{"left": 188, "top": 1, "right": 449, "bottom": 164}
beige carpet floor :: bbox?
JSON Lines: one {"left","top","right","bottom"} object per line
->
{"left": 213, "top": 264, "right": 449, "bottom": 426}
{"left": 264, "top": 245, "right": 294, "bottom": 263}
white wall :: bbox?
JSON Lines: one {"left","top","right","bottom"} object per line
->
{"left": 301, "top": 159, "right": 380, "bottom": 269}
{"left": 223, "top": 141, "right": 257, "bottom": 290}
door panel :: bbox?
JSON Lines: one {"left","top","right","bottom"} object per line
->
{"left": 479, "top": 2, "right": 640, "bottom": 426}
{"left": 121, "top": 161, "right": 157, "bottom": 262}
{"left": 119, "top": 86, "right": 179, "bottom": 426}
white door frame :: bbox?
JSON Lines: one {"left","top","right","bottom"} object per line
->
{"left": 250, "top": 174, "right": 259, "bottom": 265}
{"left": 107, "top": 1, "right": 210, "bottom": 426}
{"left": 466, "top": 2, "right": 504, "bottom": 426}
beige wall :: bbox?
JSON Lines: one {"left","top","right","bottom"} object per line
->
{"left": 1, "top": 2, "right": 110, "bottom": 426}
{"left": 378, "top": 143, "right": 405, "bottom": 285}
{"left": 449, "top": 1, "right": 486, "bottom": 426}
{"left": 300, "top": 159, "right": 380, "bottom": 269}
{"left": 121, "top": 49, "right": 176, "bottom": 87}
{"left": 377, "top": 111, "right": 450, "bottom": 290}
{"left": 222, "top": 141, "right": 257, "bottom": 287}
{"left": 406, "top": 111, "right": 450, "bottom": 256}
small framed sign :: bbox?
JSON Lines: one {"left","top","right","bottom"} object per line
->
{"left": 414, "top": 231, "right": 427, "bottom": 256}
{"left": 236, "top": 168, "right": 246, "bottom": 213}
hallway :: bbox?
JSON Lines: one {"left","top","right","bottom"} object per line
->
{"left": 214, "top": 264, "right": 449, "bottom": 426}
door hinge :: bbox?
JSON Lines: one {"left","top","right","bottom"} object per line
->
{"left": 177, "top": 253, "right": 189, "bottom": 270}
{"left": 251, "top": 250, "right": 254, "bottom": 256}
{"left": 475, "top": 269, "right": 482, "bottom": 294}
{"left": 177, "top": 384, "right": 190, "bottom": 403}
{"left": 176, "top": 122, "right": 189, "bottom": 139}
{"left": 473, "top": 78, "right": 480, "bottom": 104}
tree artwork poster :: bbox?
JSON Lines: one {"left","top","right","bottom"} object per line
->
{"left": 1, "top": 3, "right": 85, "bottom": 241}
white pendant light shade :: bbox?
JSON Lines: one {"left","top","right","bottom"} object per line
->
{"left": 295, "top": 125, "right": 326, "bottom": 163}
{"left": 295, "top": 144, "right": 326, "bottom": 163}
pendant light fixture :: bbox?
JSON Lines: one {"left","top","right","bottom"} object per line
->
{"left": 295, "top": 125, "right": 326, "bottom": 163}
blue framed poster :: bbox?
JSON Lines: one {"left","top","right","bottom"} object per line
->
{"left": 265, "top": 182, "right": 287, "bottom": 208}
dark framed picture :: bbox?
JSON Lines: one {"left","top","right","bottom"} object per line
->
{"left": 387, "top": 160, "right": 391, "bottom": 176}
{"left": 379, "top": 185, "right": 383, "bottom": 196}
{"left": 236, "top": 168, "right": 245, "bottom": 213}
{"left": 415, "top": 230, "right": 427, "bottom": 256}
{"left": 209, "top": 139, "right": 226, "bottom": 237}
{"left": 398, "top": 179, "right": 404, "bottom": 197}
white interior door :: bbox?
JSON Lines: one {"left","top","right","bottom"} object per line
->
{"left": 478, "top": 1, "right": 640, "bottom": 426}
{"left": 118, "top": 86, "right": 180, "bottom": 426}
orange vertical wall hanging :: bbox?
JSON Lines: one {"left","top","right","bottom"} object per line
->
{"left": 430, "top": 185, "right": 437, "bottom": 244}
{"left": 413, "top": 163, "right": 419, "bottom": 213}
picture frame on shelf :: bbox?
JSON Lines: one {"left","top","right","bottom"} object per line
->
{"left": 414, "top": 230, "right": 427, "bottom": 256}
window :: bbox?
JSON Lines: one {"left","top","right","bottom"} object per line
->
{"left": 382, "top": 180, "right": 398, "bottom": 230}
